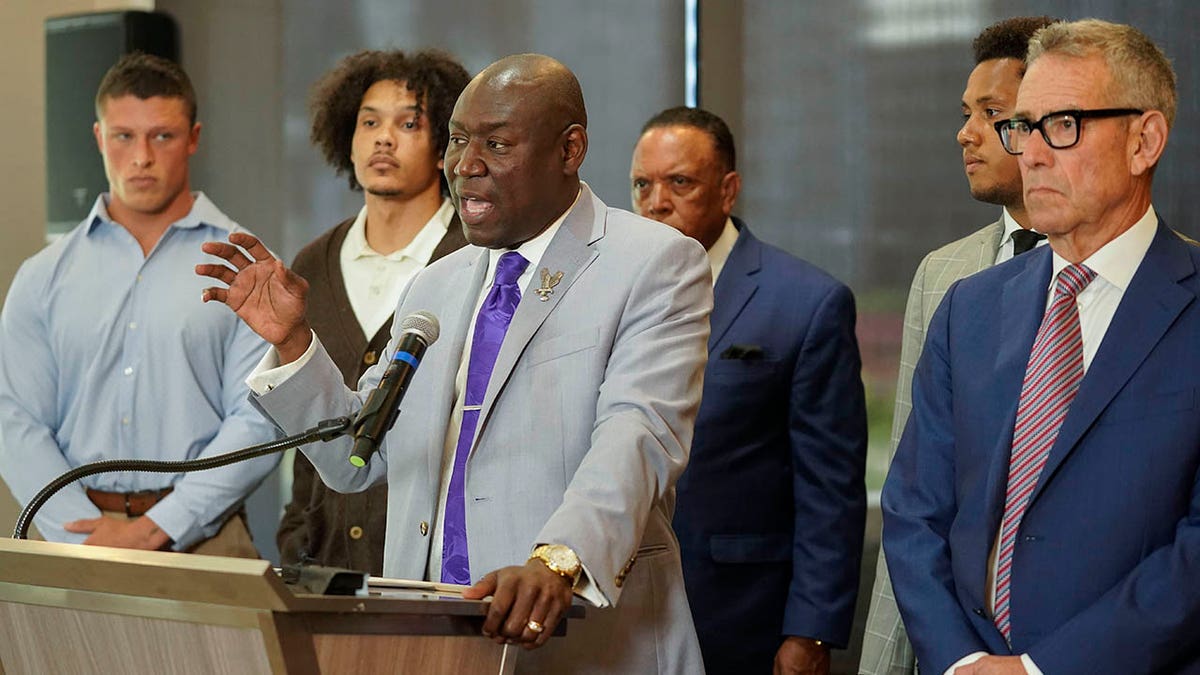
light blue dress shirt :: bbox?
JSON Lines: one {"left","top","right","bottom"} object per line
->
{"left": 0, "top": 193, "right": 279, "bottom": 549}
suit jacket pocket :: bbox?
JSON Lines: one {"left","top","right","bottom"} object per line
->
{"left": 1097, "top": 387, "right": 1194, "bottom": 426}
{"left": 709, "top": 533, "right": 791, "bottom": 563}
{"left": 527, "top": 327, "right": 600, "bottom": 366}
{"left": 705, "top": 358, "right": 781, "bottom": 386}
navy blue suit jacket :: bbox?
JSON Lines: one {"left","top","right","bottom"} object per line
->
{"left": 674, "top": 220, "right": 867, "bottom": 673}
{"left": 882, "top": 220, "right": 1200, "bottom": 675}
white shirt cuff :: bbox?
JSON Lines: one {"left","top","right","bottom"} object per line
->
{"left": 945, "top": 651, "right": 987, "bottom": 675}
{"left": 245, "top": 331, "right": 318, "bottom": 395}
{"left": 944, "top": 652, "right": 1036, "bottom": 675}
{"left": 573, "top": 560, "right": 608, "bottom": 608}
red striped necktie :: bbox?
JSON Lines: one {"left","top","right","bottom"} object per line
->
{"left": 993, "top": 262, "right": 1096, "bottom": 642}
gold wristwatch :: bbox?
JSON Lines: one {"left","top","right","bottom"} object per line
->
{"left": 529, "top": 544, "right": 582, "bottom": 588}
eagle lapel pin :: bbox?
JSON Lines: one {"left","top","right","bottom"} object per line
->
{"left": 535, "top": 268, "right": 564, "bottom": 302}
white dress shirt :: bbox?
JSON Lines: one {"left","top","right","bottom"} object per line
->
{"left": 340, "top": 198, "right": 454, "bottom": 337}
{"left": 707, "top": 217, "right": 740, "bottom": 284}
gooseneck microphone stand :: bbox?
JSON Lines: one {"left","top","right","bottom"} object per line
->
{"left": 12, "top": 416, "right": 353, "bottom": 540}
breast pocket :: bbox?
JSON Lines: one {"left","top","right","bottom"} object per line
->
{"left": 527, "top": 327, "right": 600, "bottom": 366}
{"left": 705, "top": 359, "right": 781, "bottom": 386}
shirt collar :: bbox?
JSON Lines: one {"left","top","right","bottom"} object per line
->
{"left": 1050, "top": 204, "right": 1158, "bottom": 292}
{"left": 999, "top": 207, "right": 1043, "bottom": 247}
{"left": 484, "top": 187, "right": 581, "bottom": 281}
{"left": 346, "top": 197, "right": 454, "bottom": 263}
{"left": 706, "top": 217, "right": 740, "bottom": 285}
{"left": 85, "top": 191, "right": 232, "bottom": 235}
{"left": 1000, "top": 208, "right": 1022, "bottom": 243}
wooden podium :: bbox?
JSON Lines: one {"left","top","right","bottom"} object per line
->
{"left": 0, "top": 538, "right": 576, "bottom": 674}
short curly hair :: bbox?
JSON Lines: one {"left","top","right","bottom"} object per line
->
{"left": 973, "top": 16, "right": 1059, "bottom": 67}
{"left": 309, "top": 49, "right": 470, "bottom": 192}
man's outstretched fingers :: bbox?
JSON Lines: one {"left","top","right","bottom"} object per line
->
{"left": 228, "top": 232, "right": 274, "bottom": 262}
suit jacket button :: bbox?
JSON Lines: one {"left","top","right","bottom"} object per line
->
{"left": 348, "top": 525, "right": 364, "bottom": 540}
{"left": 419, "top": 521, "right": 429, "bottom": 536}
{"left": 363, "top": 351, "right": 377, "bottom": 366}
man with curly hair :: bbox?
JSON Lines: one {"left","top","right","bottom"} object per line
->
{"left": 276, "top": 49, "right": 469, "bottom": 574}
{"left": 859, "top": 16, "right": 1056, "bottom": 675}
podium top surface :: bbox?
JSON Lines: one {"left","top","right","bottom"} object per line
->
{"left": 0, "top": 538, "right": 495, "bottom": 616}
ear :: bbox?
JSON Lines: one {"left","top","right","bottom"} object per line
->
{"left": 561, "top": 124, "right": 588, "bottom": 176}
{"left": 187, "top": 122, "right": 202, "bottom": 157}
{"left": 719, "top": 170, "right": 741, "bottom": 216}
{"left": 93, "top": 121, "right": 103, "bottom": 154}
{"left": 1128, "top": 110, "right": 1168, "bottom": 177}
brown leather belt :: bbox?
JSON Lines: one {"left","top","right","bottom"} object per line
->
{"left": 86, "top": 488, "right": 173, "bottom": 517}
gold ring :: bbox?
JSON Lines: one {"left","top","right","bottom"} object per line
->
{"left": 526, "top": 619, "right": 545, "bottom": 634}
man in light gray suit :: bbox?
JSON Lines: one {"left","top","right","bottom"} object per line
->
{"left": 197, "top": 54, "right": 709, "bottom": 673}
{"left": 859, "top": 16, "right": 1055, "bottom": 675}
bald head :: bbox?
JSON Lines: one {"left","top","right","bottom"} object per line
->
{"left": 443, "top": 53, "right": 589, "bottom": 249}
{"left": 472, "top": 53, "right": 587, "bottom": 131}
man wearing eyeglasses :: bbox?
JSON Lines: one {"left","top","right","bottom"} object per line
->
{"left": 883, "top": 19, "right": 1200, "bottom": 675}
{"left": 860, "top": 16, "right": 1054, "bottom": 675}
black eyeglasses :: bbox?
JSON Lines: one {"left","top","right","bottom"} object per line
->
{"left": 993, "top": 108, "right": 1143, "bottom": 155}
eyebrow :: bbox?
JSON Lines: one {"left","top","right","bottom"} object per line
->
{"left": 448, "top": 119, "right": 509, "bottom": 134}
{"left": 963, "top": 94, "right": 1005, "bottom": 106}
{"left": 358, "top": 104, "right": 420, "bottom": 115}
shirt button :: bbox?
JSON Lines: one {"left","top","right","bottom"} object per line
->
{"left": 363, "top": 351, "right": 377, "bottom": 366}
{"left": 348, "top": 525, "right": 364, "bottom": 540}
{"left": 419, "top": 521, "right": 429, "bottom": 536}
{"left": 128, "top": 322, "right": 137, "bottom": 330}
{"left": 121, "top": 417, "right": 130, "bottom": 425}
{"left": 124, "top": 367, "right": 133, "bottom": 376}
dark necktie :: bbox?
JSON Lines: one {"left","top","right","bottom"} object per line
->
{"left": 441, "top": 251, "right": 529, "bottom": 585}
{"left": 993, "top": 263, "right": 1095, "bottom": 641}
{"left": 1011, "top": 229, "right": 1047, "bottom": 256}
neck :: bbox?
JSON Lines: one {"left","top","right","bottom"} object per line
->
{"left": 108, "top": 189, "right": 195, "bottom": 256}
{"left": 362, "top": 185, "right": 444, "bottom": 255}
{"left": 1007, "top": 202, "right": 1031, "bottom": 230}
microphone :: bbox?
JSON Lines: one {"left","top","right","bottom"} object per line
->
{"left": 348, "top": 311, "right": 440, "bottom": 468}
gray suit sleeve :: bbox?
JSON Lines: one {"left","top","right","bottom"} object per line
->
{"left": 534, "top": 235, "right": 712, "bottom": 607}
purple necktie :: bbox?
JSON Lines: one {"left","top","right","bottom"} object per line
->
{"left": 441, "top": 251, "right": 529, "bottom": 585}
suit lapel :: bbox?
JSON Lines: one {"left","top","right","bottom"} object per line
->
{"left": 982, "top": 249, "right": 1052, "bottom": 528}
{"left": 709, "top": 218, "right": 760, "bottom": 351}
{"left": 974, "top": 219, "right": 1004, "bottom": 271}
{"left": 1028, "top": 222, "right": 1196, "bottom": 505}
{"left": 426, "top": 249, "right": 489, "bottom": 479}
{"left": 473, "top": 187, "right": 601, "bottom": 454}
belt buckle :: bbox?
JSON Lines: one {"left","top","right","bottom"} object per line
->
{"left": 125, "top": 488, "right": 166, "bottom": 517}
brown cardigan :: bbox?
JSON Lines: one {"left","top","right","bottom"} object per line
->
{"left": 276, "top": 213, "right": 466, "bottom": 573}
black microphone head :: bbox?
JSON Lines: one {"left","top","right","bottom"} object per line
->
{"left": 399, "top": 311, "right": 439, "bottom": 345}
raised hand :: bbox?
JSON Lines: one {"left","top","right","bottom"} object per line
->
{"left": 196, "top": 232, "right": 312, "bottom": 362}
